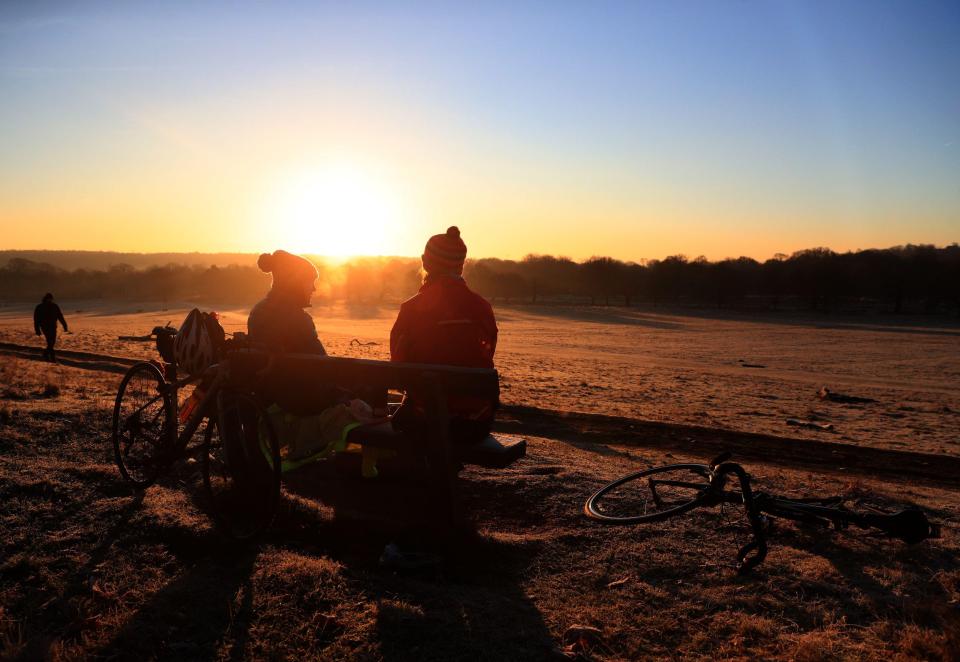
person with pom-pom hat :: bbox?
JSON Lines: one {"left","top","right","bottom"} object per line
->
{"left": 248, "top": 250, "right": 326, "bottom": 355}
{"left": 390, "top": 226, "right": 499, "bottom": 443}
{"left": 247, "top": 250, "right": 348, "bottom": 418}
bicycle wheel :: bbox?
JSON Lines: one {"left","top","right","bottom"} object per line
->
{"left": 202, "top": 392, "right": 281, "bottom": 539}
{"left": 585, "top": 463, "right": 712, "bottom": 524}
{"left": 112, "top": 362, "right": 175, "bottom": 488}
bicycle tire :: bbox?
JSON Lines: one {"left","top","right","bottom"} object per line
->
{"left": 584, "top": 463, "right": 713, "bottom": 524}
{"left": 203, "top": 392, "right": 282, "bottom": 539}
{"left": 112, "top": 361, "right": 175, "bottom": 488}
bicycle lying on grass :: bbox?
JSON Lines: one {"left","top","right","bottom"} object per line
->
{"left": 584, "top": 453, "right": 941, "bottom": 573}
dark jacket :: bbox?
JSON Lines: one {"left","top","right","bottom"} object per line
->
{"left": 34, "top": 302, "right": 67, "bottom": 335}
{"left": 247, "top": 291, "right": 326, "bottom": 355}
{"left": 390, "top": 275, "right": 498, "bottom": 425}
{"left": 390, "top": 276, "right": 497, "bottom": 368}
{"left": 247, "top": 290, "right": 335, "bottom": 414}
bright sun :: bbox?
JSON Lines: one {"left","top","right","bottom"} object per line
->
{"left": 265, "top": 163, "right": 406, "bottom": 257}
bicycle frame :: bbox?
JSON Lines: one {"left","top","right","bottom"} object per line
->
{"left": 647, "top": 454, "right": 940, "bottom": 573}
{"left": 168, "top": 366, "right": 230, "bottom": 458}
{"left": 117, "top": 364, "right": 226, "bottom": 467}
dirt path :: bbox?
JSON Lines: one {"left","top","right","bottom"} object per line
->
{"left": 498, "top": 405, "right": 960, "bottom": 490}
{"left": 0, "top": 341, "right": 137, "bottom": 375}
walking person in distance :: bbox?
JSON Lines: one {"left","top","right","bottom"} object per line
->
{"left": 34, "top": 293, "right": 69, "bottom": 362}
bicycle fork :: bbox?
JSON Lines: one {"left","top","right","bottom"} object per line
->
{"left": 710, "top": 461, "right": 769, "bottom": 573}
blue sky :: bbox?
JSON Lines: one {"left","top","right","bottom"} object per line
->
{"left": 1, "top": 1, "right": 958, "bottom": 259}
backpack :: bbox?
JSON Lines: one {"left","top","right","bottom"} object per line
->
{"left": 172, "top": 309, "right": 225, "bottom": 375}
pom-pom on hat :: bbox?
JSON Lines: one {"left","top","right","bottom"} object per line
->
{"left": 423, "top": 226, "right": 467, "bottom": 274}
{"left": 258, "top": 250, "right": 318, "bottom": 289}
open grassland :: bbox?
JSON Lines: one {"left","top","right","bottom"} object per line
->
{"left": 1, "top": 354, "right": 958, "bottom": 660}
{"left": 2, "top": 301, "right": 958, "bottom": 456}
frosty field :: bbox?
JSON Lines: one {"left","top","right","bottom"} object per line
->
{"left": 1, "top": 301, "right": 959, "bottom": 659}
{"left": 3, "top": 301, "right": 957, "bottom": 456}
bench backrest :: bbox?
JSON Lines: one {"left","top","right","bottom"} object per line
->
{"left": 227, "top": 350, "right": 500, "bottom": 399}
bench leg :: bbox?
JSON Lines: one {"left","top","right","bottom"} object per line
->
{"left": 426, "top": 381, "right": 458, "bottom": 529}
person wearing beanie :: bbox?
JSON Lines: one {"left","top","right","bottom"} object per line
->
{"left": 421, "top": 225, "right": 468, "bottom": 276}
{"left": 247, "top": 250, "right": 326, "bottom": 355}
{"left": 390, "top": 227, "right": 499, "bottom": 443}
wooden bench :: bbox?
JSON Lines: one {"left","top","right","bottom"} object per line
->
{"left": 227, "top": 350, "right": 526, "bottom": 524}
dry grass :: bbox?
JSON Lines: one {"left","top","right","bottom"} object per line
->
{"left": 0, "top": 360, "right": 957, "bottom": 660}
{"left": 1, "top": 312, "right": 959, "bottom": 660}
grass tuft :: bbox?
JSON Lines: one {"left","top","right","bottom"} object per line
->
{"left": 1, "top": 388, "right": 28, "bottom": 401}
{"left": 39, "top": 382, "right": 61, "bottom": 398}
{"left": 793, "top": 630, "right": 839, "bottom": 662}
{"left": 0, "top": 607, "right": 25, "bottom": 660}
{"left": 897, "top": 624, "right": 953, "bottom": 660}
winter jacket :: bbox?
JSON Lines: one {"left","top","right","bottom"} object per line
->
{"left": 248, "top": 290, "right": 326, "bottom": 355}
{"left": 247, "top": 290, "right": 337, "bottom": 414}
{"left": 34, "top": 302, "right": 67, "bottom": 335}
{"left": 390, "top": 275, "right": 498, "bottom": 426}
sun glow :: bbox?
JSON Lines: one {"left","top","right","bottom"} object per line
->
{"left": 263, "top": 163, "right": 408, "bottom": 257}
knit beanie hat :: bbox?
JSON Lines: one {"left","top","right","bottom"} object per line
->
{"left": 422, "top": 226, "right": 467, "bottom": 275}
{"left": 258, "top": 250, "right": 318, "bottom": 290}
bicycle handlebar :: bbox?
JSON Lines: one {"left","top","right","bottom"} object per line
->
{"left": 709, "top": 458, "right": 939, "bottom": 572}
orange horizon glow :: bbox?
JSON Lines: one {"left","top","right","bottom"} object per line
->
{"left": 2, "top": 130, "right": 956, "bottom": 263}
{"left": 2, "top": 184, "right": 956, "bottom": 265}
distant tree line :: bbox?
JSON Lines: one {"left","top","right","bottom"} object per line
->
{"left": 1, "top": 244, "right": 958, "bottom": 315}
{"left": 464, "top": 245, "right": 960, "bottom": 314}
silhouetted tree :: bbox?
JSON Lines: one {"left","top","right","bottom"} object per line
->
{"left": 2, "top": 245, "right": 958, "bottom": 316}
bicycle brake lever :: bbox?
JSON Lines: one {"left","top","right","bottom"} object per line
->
{"left": 709, "top": 451, "right": 732, "bottom": 469}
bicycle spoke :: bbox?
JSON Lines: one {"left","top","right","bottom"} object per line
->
{"left": 127, "top": 393, "right": 164, "bottom": 419}
{"left": 586, "top": 464, "right": 710, "bottom": 523}
{"left": 113, "top": 362, "right": 172, "bottom": 486}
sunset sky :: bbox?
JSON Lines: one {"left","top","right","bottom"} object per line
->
{"left": 1, "top": 1, "right": 957, "bottom": 262}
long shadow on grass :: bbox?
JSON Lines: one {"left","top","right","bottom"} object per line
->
{"left": 496, "top": 304, "right": 684, "bottom": 330}
{"left": 94, "top": 529, "right": 258, "bottom": 661}
{"left": 12, "top": 492, "right": 146, "bottom": 661}
{"left": 371, "top": 533, "right": 555, "bottom": 661}
{"left": 90, "top": 477, "right": 558, "bottom": 659}
{"left": 773, "top": 523, "right": 958, "bottom": 630}
{"left": 509, "top": 304, "right": 960, "bottom": 337}
{"left": 88, "top": 463, "right": 260, "bottom": 660}
{"left": 272, "top": 476, "right": 560, "bottom": 661}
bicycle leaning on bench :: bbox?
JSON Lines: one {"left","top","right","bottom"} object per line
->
{"left": 583, "top": 452, "right": 941, "bottom": 572}
{"left": 112, "top": 325, "right": 522, "bottom": 538}
{"left": 112, "top": 327, "right": 282, "bottom": 538}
